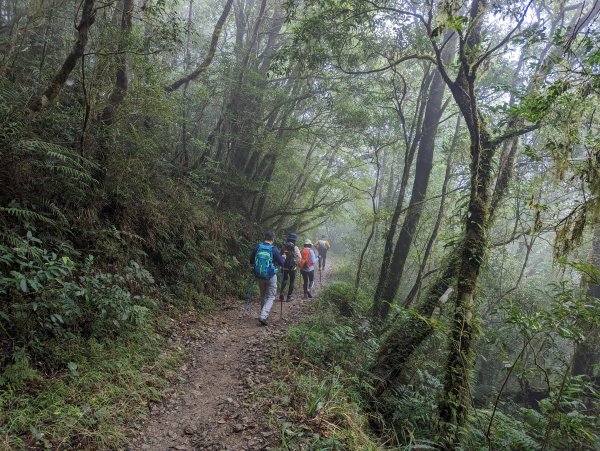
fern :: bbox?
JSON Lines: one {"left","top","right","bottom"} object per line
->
{"left": 473, "top": 409, "right": 540, "bottom": 451}
{"left": 43, "top": 164, "right": 97, "bottom": 184}
{"left": 41, "top": 199, "right": 69, "bottom": 225}
{"left": 0, "top": 206, "right": 55, "bottom": 225}
{"left": 0, "top": 80, "right": 23, "bottom": 115}
{"left": 14, "top": 139, "right": 100, "bottom": 171}
{"left": 0, "top": 230, "right": 25, "bottom": 248}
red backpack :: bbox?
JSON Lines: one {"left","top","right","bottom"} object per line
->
{"left": 300, "top": 247, "right": 312, "bottom": 270}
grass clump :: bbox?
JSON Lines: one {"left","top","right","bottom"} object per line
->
{"left": 268, "top": 278, "right": 383, "bottom": 450}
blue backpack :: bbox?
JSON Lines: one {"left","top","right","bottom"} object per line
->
{"left": 254, "top": 243, "right": 275, "bottom": 279}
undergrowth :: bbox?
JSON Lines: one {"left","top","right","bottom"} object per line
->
{"left": 0, "top": 328, "right": 183, "bottom": 449}
{"left": 262, "top": 262, "right": 590, "bottom": 451}
{"left": 0, "top": 77, "right": 253, "bottom": 448}
{"left": 264, "top": 266, "right": 383, "bottom": 450}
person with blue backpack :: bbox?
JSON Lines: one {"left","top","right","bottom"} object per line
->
{"left": 250, "top": 230, "right": 285, "bottom": 326}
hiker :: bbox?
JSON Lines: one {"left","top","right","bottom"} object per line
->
{"left": 250, "top": 230, "right": 285, "bottom": 325}
{"left": 279, "top": 232, "right": 301, "bottom": 302}
{"left": 299, "top": 239, "right": 318, "bottom": 298}
{"left": 315, "top": 235, "right": 331, "bottom": 270}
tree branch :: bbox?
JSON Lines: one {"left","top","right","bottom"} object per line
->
{"left": 337, "top": 53, "right": 436, "bottom": 75}
{"left": 27, "top": 0, "right": 97, "bottom": 116}
{"left": 165, "top": 0, "right": 234, "bottom": 92}
{"left": 490, "top": 122, "right": 541, "bottom": 147}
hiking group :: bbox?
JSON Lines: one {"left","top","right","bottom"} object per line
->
{"left": 249, "top": 231, "right": 331, "bottom": 326}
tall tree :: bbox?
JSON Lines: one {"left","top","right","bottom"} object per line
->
{"left": 99, "top": 0, "right": 135, "bottom": 125}
{"left": 375, "top": 37, "right": 454, "bottom": 320}
{"left": 27, "top": 0, "right": 97, "bottom": 116}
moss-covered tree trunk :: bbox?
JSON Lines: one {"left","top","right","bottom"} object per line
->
{"left": 572, "top": 221, "right": 600, "bottom": 383}
{"left": 438, "top": 127, "right": 495, "bottom": 439}
{"left": 99, "top": 0, "right": 134, "bottom": 125}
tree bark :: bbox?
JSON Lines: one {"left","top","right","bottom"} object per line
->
{"left": 404, "top": 117, "right": 459, "bottom": 308}
{"left": 372, "top": 69, "right": 433, "bottom": 317}
{"left": 99, "top": 0, "right": 134, "bottom": 125}
{"left": 378, "top": 43, "right": 452, "bottom": 319}
{"left": 165, "top": 0, "right": 234, "bottom": 93}
{"left": 27, "top": 0, "right": 96, "bottom": 116}
{"left": 571, "top": 221, "right": 600, "bottom": 382}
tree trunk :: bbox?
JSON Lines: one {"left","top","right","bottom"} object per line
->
{"left": 99, "top": 0, "right": 134, "bottom": 125}
{"left": 355, "top": 148, "right": 381, "bottom": 292}
{"left": 27, "top": 0, "right": 96, "bottom": 116}
{"left": 571, "top": 221, "right": 600, "bottom": 382}
{"left": 372, "top": 70, "right": 433, "bottom": 317}
{"left": 165, "top": 0, "right": 234, "bottom": 92}
{"left": 371, "top": 257, "right": 458, "bottom": 399}
{"left": 404, "top": 117, "right": 459, "bottom": 307}
{"left": 378, "top": 52, "right": 450, "bottom": 319}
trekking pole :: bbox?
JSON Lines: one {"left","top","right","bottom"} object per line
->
{"left": 279, "top": 270, "right": 283, "bottom": 319}
{"left": 318, "top": 256, "right": 322, "bottom": 287}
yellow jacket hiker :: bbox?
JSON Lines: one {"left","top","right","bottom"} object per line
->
{"left": 314, "top": 235, "right": 330, "bottom": 271}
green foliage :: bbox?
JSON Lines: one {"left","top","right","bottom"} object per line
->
{"left": 319, "top": 280, "right": 370, "bottom": 317}
{"left": 270, "top": 274, "right": 380, "bottom": 449}
{"left": 286, "top": 282, "right": 377, "bottom": 372}
{"left": 0, "top": 233, "right": 156, "bottom": 348}
{"left": 375, "top": 371, "right": 443, "bottom": 447}
{"left": 461, "top": 409, "right": 539, "bottom": 451}
{"left": 0, "top": 328, "right": 182, "bottom": 449}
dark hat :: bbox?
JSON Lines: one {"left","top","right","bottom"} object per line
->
{"left": 287, "top": 232, "right": 297, "bottom": 241}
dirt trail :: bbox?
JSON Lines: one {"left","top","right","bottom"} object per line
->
{"left": 127, "top": 265, "right": 332, "bottom": 450}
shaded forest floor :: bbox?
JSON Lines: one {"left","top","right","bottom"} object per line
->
{"left": 127, "top": 265, "right": 333, "bottom": 450}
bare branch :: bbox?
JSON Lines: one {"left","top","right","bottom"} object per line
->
{"left": 472, "top": 0, "right": 533, "bottom": 72}
{"left": 165, "top": 0, "right": 234, "bottom": 92}
{"left": 337, "top": 54, "right": 436, "bottom": 75}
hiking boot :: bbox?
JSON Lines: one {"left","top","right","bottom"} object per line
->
{"left": 303, "top": 293, "right": 308, "bottom": 299}
{"left": 307, "top": 291, "right": 313, "bottom": 299}
{"left": 258, "top": 318, "right": 268, "bottom": 326}
{"left": 279, "top": 293, "right": 284, "bottom": 301}
{"left": 286, "top": 294, "right": 293, "bottom": 302}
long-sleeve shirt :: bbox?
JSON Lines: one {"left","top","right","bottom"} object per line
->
{"left": 250, "top": 242, "right": 285, "bottom": 268}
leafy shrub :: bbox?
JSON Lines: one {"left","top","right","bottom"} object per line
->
{"left": 0, "top": 233, "right": 157, "bottom": 358}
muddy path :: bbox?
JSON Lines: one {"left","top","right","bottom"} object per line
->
{"left": 127, "top": 264, "right": 332, "bottom": 450}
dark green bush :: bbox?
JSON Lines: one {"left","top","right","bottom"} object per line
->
{"left": 0, "top": 234, "right": 157, "bottom": 351}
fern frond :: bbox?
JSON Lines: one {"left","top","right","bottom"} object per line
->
{"left": 44, "top": 164, "right": 97, "bottom": 184}
{"left": 14, "top": 140, "right": 100, "bottom": 171}
{"left": 41, "top": 199, "right": 69, "bottom": 225}
{"left": 0, "top": 230, "right": 26, "bottom": 248}
{"left": 0, "top": 80, "right": 22, "bottom": 111}
{"left": 0, "top": 206, "right": 55, "bottom": 225}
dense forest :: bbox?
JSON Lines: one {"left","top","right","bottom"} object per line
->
{"left": 1, "top": 0, "right": 599, "bottom": 448}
